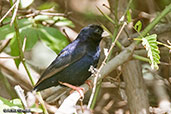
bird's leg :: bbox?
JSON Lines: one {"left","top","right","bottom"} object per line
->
{"left": 59, "top": 81, "right": 84, "bottom": 98}
{"left": 85, "top": 80, "right": 93, "bottom": 89}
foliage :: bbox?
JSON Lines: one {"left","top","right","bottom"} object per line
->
{"left": 142, "top": 34, "right": 160, "bottom": 70}
{"left": 0, "top": 16, "right": 73, "bottom": 67}
{"left": 38, "top": 1, "right": 59, "bottom": 10}
{"left": 134, "top": 20, "right": 142, "bottom": 32}
{"left": 132, "top": 19, "right": 161, "bottom": 70}
{"left": 0, "top": 97, "right": 42, "bottom": 114}
{"left": 0, "top": 0, "right": 171, "bottom": 113}
{"left": 126, "top": 9, "right": 132, "bottom": 23}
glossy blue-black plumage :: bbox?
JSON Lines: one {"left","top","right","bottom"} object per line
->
{"left": 34, "top": 24, "right": 103, "bottom": 91}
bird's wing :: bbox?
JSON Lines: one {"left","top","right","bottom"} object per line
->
{"left": 35, "top": 43, "right": 86, "bottom": 86}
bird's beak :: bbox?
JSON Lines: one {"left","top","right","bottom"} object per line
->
{"left": 102, "top": 31, "right": 109, "bottom": 37}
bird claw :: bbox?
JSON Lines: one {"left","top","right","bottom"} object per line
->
{"left": 85, "top": 80, "right": 93, "bottom": 89}
{"left": 59, "top": 81, "right": 84, "bottom": 99}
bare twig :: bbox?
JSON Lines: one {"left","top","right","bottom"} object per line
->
{"left": 0, "top": 56, "right": 20, "bottom": 59}
{"left": 22, "top": 37, "right": 27, "bottom": 52}
{"left": 14, "top": 85, "right": 32, "bottom": 114}
{"left": 0, "top": 38, "right": 12, "bottom": 53}
{"left": 10, "top": 0, "right": 20, "bottom": 26}
{"left": 18, "top": 9, "right": 70, "bottom": 19}
{"left": 14, "top": 85, "right": 29, "bottom": 108}
{"left": 63, "top": 29, "right": 72, "bottom": 43}
{"left": 0, "top": 1, "right": 17, "bottom": 23}
{"left": 39, "top": 12, "right": 67, "bottom": 16}
{"left": 87, "top": 22, "right": 127, "bottom": 108}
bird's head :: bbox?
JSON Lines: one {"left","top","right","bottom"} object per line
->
{"left": 78, "top": 24, "right": 104, "bottom": 42}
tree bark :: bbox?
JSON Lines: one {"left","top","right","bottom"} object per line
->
{"left": 122, "top": 60, "right": 149, "bottom": 114}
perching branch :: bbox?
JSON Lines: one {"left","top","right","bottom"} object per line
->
{"left": 56, "top": 42, "right": 136, "bottom": 113}
{"left": 88, "top": 22, "right": 127, "bottom": 108}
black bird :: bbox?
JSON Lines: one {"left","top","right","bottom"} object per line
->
{"left": 34, "top": 24, "right": 103, "bottom": 91}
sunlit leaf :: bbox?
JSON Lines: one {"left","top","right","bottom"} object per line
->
{"left": 20, "top": 28, "right": 39, "bottom": 50}
{"left": 134, "top": 20, "right": 142, "bottom": 32}
{"left": 38, "top": 27, "right": 69, "bottom": 53}
{"left": 19, "top": 0, "right": 34, "bottom": 9}
{"left": 38, "top": 2, "right": 59, "bottom": 10}
{"left": 10, "top": 35, "right": 21, "bottom": 68}
{"left": 127, "top": 9, "right": 132, "bottom": 23}
{"left": 30, "top": 108, "right": 43, "bottom": 113}
{"left": 10, "top": 99, "right": 23, "bottom": 108}
{"left": 142, "top": 34, "right": 160, "bottom": 70}
{"left": 0, "top": 17, "right": 73, "bottom": 67}
{"left": 0, "top": 18, "right": 31, "bottom": 40}
{"left": 53, "top": 16, "right": 74, "bottom": 27}
{"left": 34, "top": 15, "right": 50, "bottom": 21}
{"left": 0, "top": 97, "right": 24, "bottom": 114}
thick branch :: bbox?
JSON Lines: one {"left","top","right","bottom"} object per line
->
{"left": 122, "top": 60, "right": 150, "bottom": 114}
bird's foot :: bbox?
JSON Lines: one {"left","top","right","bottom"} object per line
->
{"left": 59, "top": 81, "right": 84, "bottom": 98}
{"left": 85, "top": 80, "right": 93, "bottom": 89}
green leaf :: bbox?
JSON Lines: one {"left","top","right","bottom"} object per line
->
{"left": 34, "top": 15, "right": 50, "bottom": 21}
{"left": 142, "top": 34, "right": 160, "bottom": 70}
{"left": 10, "top": 35, "right": 21, "bottom": 68}
{"left": 20, "top": 28, "right": 39, "bottom": 50}
{"left": 38, "top": 2, "right": 58, "bottom": 10}
{"left": 1, "top": 19, "right": 38, "bottom": 67}
{"left": 1, "top": 17, "right": 73, "bottom": 67}
{"left": 34, "top": 15, "right": 74, "bottom": 27}
{"left": 126, "top": 9, "right": 132, "bottom": 23}
{"left": 0, "top": 96, "right": 16, "bottom": 107}
{"left": 0, "top": 97, "right": 24, "bottom": 114}
{"left": 10, "top": 99, "right": 23, "bottom": 108}
{"left": 53, "top": 16, "right": 74, "bottom": 27}
{"left": 0, "top": 18, "right": 32, "bottom": 40}
{"left": 30, "top": 107, "right": 43, "bottom": 113}
{"left": 19, "top": 0, "right": 34, "bottom": 9}
{"left": 134, "top": 20, "right": 142, "bottom": 32}
{"left": 38, "top": 27, "right": 69, "bottom": 53}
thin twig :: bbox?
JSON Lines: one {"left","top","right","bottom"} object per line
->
{"left": 39, "top": 12, "right": 66, "bottom": 16}
{"left": 0, "top": 1, "right": 17, "bottom": 23}
{"left": 0, "top": 56, "right": 20, "bottom": 59}
{"left": 102, "top": 3, "right": 115, "bottom": 15}
{"left": 10, "top": 0, "right": 20, "bottom": 26}
{"left": 18, "top": 10, "right": 70, "bottom": 19}
{"left": 87, "top": 22, "right": 127, "bottom": 108}
{"left": 0, "top": 38, "right": 12, "bottom": 53}
{"left": 14, "top": 85, "right": 29, "bottom": 108}
{"left": 22, "top": 37, "right": 27, "bottom": 52}
{"left": 62, "top": 29, "right": 72, "bottom": 43}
